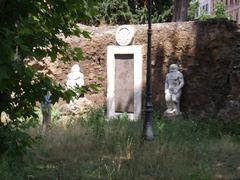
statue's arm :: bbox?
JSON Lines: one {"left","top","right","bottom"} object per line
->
{"left": 164, "top": 75, "right": 169, "bottom": 93}
{"left": 178, "top": 73, "right": 184, "bottom": 90}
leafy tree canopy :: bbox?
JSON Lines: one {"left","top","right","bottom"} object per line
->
{"left": 0, "top": 0, "right": 97, "bottom": 158}
{"left": 92, "top": 0, "right": 173, "bottom": 25}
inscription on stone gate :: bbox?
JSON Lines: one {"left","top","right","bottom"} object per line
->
{"left": 114, "top": 54, "right": 134, "bottom": 113}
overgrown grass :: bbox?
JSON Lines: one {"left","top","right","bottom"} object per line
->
{"left": 3, "top": 108, "right": 240, "bottom": 179}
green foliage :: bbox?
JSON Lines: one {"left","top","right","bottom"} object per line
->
{"left": 132, "top": 3, "right": 173, "bottom": 24}
{"left": 0, "top": 0, "right": 97, "bottom": 169}
{"left": 92, "top": 0, "right": 173, "bottom": 25}
{"left": 0, "top": 155, "right": 25, "bottom": 180}
{"left": 80, "top": 107, "right": 107, "bottom": 138}
{"left": 131, "top": 7, "right": 148, "bottom": 24}
{"left": 195, "top": 0, "right": 229, "bottom": 21}
{"left": 198, "top": 10, "right": 211, "bottom": 21}
{"left": 153, "top": 6, "right": 173, "bottom": 23}
{"left": 188, "top": 0, "right": 199, "bottom": 20}
{"left": 0, "top": 122, "right": 34, "bottom": 158}
{"left": 19, "top": 110, "right": 240, "bottom": 179}
{"left": 93, "top": 0, "right": 133, "bottom": 25}
{"left": 214, "top": 0, "right": 228, "bottom": 18}
{"left": 152, "top": 1, "right": 173, "bottom": 23}
{"left": 187, "top": 0, "right": 230, "bottom": 22}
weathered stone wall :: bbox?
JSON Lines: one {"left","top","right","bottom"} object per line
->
{"left": 55, "top": 19, "right": 240, "bottom": 120}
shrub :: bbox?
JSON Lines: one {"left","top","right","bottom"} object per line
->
{"left": 198, "top": 11, "right": 211, "bottom": 21}
{"left": 188, "top": 0, "right": 199, "bottom": 20}
{"left": 92, "top": 0, "right": 173, "bottom": 25}
{"left": 214, "top": 0, "right": 228, "bottom": 18}
{"left": 93, "top": 0, "right": 133, "bottom": 25}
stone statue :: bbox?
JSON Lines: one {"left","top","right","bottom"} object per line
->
{"left": 66, "top": 64, "right": 84, "bottom": 90}
{"left": 41, "top": 89, "right": 51, "bottom": 135}
{"left": 66, "top": 64, "right": 85, "bottom": 109}
{"left": 164, "top": 64, "right": 184, "bottom": 116}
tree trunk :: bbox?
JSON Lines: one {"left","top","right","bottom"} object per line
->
{"left": 0, "top": 0, "right": 7, "bottom": 24}
{"left": 172, "top": 0, "right": 189, "bottom": 22}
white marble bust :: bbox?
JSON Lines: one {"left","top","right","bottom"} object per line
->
{"left": 164, "top": 64, "right": 184, "bottom": 116}
{"left": 115, "top": 25, "right": 135, "bottom": 46}
{"left": 66, "top": 64, "right": 84, "bottom": 89}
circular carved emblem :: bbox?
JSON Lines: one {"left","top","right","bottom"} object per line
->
{"left": 115, "top": 26, "right": 135, "bottom": 46}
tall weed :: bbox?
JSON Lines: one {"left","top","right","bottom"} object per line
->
{"left": 20, "top": 108, "right": 240, "bottom": 179}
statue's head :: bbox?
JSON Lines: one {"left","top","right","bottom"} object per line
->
{"left": 169, "top": 64, "right": 179, "bottom": 73}
{"left": 71, "top": 64, "right": 80, "bottom": 72}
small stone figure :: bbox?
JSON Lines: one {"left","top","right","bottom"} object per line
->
{"left": 41, "top": 89, "right": 52, "bottom": 135}
{"left": 66, "top": 64, "right": 85, "bottom": 110}
{"left": 164, "top": 64, "right": 184, "bottom": 116}
{"left": 66, "top": 64, "right": 84, "bottom": 90}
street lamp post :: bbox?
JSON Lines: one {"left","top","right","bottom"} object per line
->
{"left": 144, "top": 0, "right": 154, "bottom": 140}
